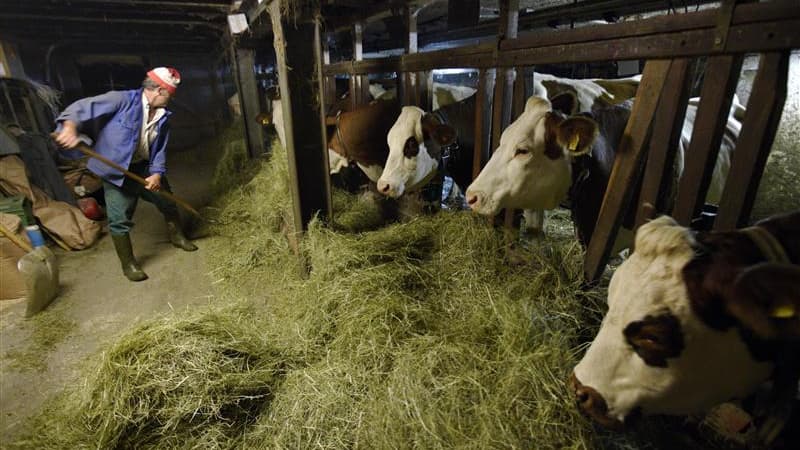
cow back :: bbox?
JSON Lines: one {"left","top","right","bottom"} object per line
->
{"left": 329, "top": 100, "right": 401, "bottom": 167}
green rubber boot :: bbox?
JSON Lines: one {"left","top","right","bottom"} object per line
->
{"left": 111, "top": 233, "right": 148, "bottom": 282}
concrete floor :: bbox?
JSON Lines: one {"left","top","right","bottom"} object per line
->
{"left": 0, "top": 148, "right": 217, "bottom": 444}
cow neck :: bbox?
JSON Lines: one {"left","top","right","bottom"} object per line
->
{"left": 740, "top": 226, "right": 792, "bottom": 265}
{"left": 430, "top": 108, "right": 460, "bottom": 178}
{"left": 334, "top": 110, "right": 352, "bottom": 160}
{"left": 684, "top": 214, "right": 800, "bottom": 361}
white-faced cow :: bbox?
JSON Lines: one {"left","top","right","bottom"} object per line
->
{"left": 571, "top": 211, "right": 800, "bottom": 444}
{"left": 377, "top": 93, "right": 475, "bottom": 200}
{"left": 465, "top": 94, "right": 742, "bottom": 248}
{"left": 377, "top": 74, "right": 643, "bottom": 219}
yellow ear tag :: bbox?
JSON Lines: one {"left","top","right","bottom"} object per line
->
{"left": 770, "top": 304, "right": 796, "bottom": 319}
{"left": 568, "top": 134, "right": 580, "bottom": 151}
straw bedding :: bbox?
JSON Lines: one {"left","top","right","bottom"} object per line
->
{"left": 14, "top": 137, "right": 692, "bottom": 449}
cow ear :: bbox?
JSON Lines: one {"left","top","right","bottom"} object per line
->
{"left": 524, "top": 96, "right": 550, "bottom": 113}
{"left": 556, "top": 116, "right": 598, "bottom": 156}
{"left": 255, "top": 112, "right": 273, "bottom": 126}
{"left": 550, "top": 91, "right": 578, "bottom": 116}
{"left": 421, "top": 114, "right": 457, "bottom": 146}
{"left": 725, "top": 263, "right": 800, "bottom": 340}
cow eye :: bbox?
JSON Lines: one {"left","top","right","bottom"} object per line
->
{"left": 514, "top": 148, "right": 530, "bottom": 157}
{"left": 403, "top": 137, "right": 420, "bottom": 158}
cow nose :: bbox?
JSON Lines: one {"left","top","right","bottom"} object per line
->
{"left": 569, "top": 372, "right": 624, "bottom": 430}
{"left": 465, "top": 191, "right": 480, "bottom": 208}
{"left": 378, "top": 181, "right": 391, "bottom": 194}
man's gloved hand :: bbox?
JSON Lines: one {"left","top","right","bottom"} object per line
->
{"left": 54, "top": 120, "right": 81, "bottom": 149}
{"left": 145, "top": 173, "right": 162, "bottom": 192}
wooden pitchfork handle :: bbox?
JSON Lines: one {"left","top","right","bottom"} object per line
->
{"left": 52, "top": 134, "right": 200, "bottom": 218}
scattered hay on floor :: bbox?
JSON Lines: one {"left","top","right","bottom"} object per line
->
{"left": 16, "top": 135, "right": 689, "bottom": 449}
{"left": 2, "top": 309, "right": 76, "bottom": 372}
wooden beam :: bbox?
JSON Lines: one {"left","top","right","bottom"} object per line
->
{"left": 0, "top": 13, "right": 224, "bottom": 29}
{"left": 269, "top": 0, "right": 332, "bottom": 233}
{"left": 584, "top": 59, "right": 672, "bottom": 283}
{"left": 322, "top": 2, "right": 800, "bottom": 75}
{"left": 714, "top": 51, "right": 790, "bottom": 230}
{"left": 472, "top": 68, "right": 496, "bottom": 180}
{"left": 53, "top": 0, "right": 229, "bottom": 9}
{"left": 634, "top": 58, "right": 692, "bottom": 229}
{"left": 401, "top": 5, "right": 419, "bottom": 107}
{"left": 231, "top": 47, "right": 266, "bottom": 158}
{"left": 671, "top": 54, "right": 743, "bottom": 226}
{"left": 350, "top": 21, "right": 369, "bottom": 109}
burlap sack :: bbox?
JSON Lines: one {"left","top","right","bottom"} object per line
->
{"left": 0, "top": 155, "right": 101, "bottom": 249}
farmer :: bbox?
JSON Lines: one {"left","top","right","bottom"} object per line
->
{"left": 54, "top": 67, "right": 197, "bottom": 282}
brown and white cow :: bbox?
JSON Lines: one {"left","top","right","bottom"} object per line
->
{"left": 261, "top": 92, "right": 400, "bottom": 182}
{"left": 465, "top": 94, "right": 742, "bottom": 247}
{"left": 377, "top": 93, "right": 474, "bottom": 199}
{"left": 570, "top": 211, "right": 800, "bottom": 440}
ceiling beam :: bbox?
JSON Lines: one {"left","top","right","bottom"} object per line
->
{"left": 46, "top": 0, "right": 230, "bottom": 9}
{"left": 0, "top": 13, "right": 225, "bottom": 30}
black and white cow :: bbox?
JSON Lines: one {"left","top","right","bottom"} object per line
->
{"left": 570, "top": 211, "right": 800, "bottom": 444}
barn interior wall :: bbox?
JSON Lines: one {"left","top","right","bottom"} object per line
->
{"left": 9, "top": 44, "right": 229, "bottom": 153}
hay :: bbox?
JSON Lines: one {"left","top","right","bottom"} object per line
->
{"left": 15, "top": 134, "right": 687, "bottom": 449}
{"left": 2, "top": 309, "right": 76, "bottom": 372}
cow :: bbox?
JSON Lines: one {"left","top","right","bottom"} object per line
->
{"left": 377, "top": 93, "right": 475, "bottom": 200}
{"left": 376, "top": 74, "right": 643, "bottom": 220}
{"left": 259, "top": 88, "right": 400, "bottom": 181}
{"left": 570, "top": 211, "right": 800, "bottom": 446}
{"left": 465, "top": 93, "right": 742, "bottom": 248}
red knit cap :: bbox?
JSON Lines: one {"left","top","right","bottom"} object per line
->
{"left": 147, "top": 67, "right": 181, "bottom": 94}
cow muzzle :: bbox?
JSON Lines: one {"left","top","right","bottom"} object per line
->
{"left": 569, "top": 372, "right": 626, "bottom": 430}
{"left": 377, "top": 179, "right": 403, "bottom": 198}
{"left": 465, "top": 190, "right": 482, "bottom": 211}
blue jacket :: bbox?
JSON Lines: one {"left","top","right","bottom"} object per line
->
{"left": 56, "top": 89, "right": 171, "bottom": 187}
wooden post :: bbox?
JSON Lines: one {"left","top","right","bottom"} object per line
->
{"left": 491, "top": 0, "right": 519, "bottom": 152}
{"left": 401, "top": 5, "right": 418, "bottom": 107}
{"left": 634, "top": 58, "right": 692, "bottom": 228}
{"left": 671, "top": 54, "right": 744, "bottom": 225}
{"left": 472, "top": 68, "right": 496, "bottom": 180}
{"left": 269, "top": 1, "right": 331, "bottom": 233}
{"left": 350, "top": 21, "right": 370, "bottom": 108}
{"left": 492, "top": 0, "right": 519, "bottom": 227}
{"left": 322, "top": 31, "right": 337, "bottom": 113}
{"left": 583, "top": 59, "right": 672, "bottom": 283}
{"left": 232, "top": 47, "right": 266, "bottom": 158}
{"left": 714, "top": 51, "right": 790, "bottom": 230}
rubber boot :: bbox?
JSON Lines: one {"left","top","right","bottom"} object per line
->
{"left": 166, "top": 220, "right": 198, "bottom": 252}
{"left": 111, "top": 233, "right": 148, "bottom": 281}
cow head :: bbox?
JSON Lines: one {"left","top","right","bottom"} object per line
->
{"left": 570, "top": 215, "right": 800, "bottom": 428}
{"left": 377, "top": 106, "right": 456, "bottom": 198}
{"left": 465, "top": 95, "right": 597, "bottom": 216}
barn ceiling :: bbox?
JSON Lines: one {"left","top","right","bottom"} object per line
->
{"left": 0, "top": 0, "right": 231, "bottom": 53}
{"left": 0, "top": 1, "right": 719, "bottom": 55}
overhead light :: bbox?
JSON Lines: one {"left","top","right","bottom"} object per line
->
{"left": 228, "top": 13, "right": 249, "bottom": 34}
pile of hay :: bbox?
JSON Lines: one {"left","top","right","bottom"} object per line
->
{"left": 17, "top": 139, "right": 683, "bottom": 449}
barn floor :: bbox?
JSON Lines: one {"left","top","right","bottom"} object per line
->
{"left": 0, "top": 147, "right": 217, "bottom": 444}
